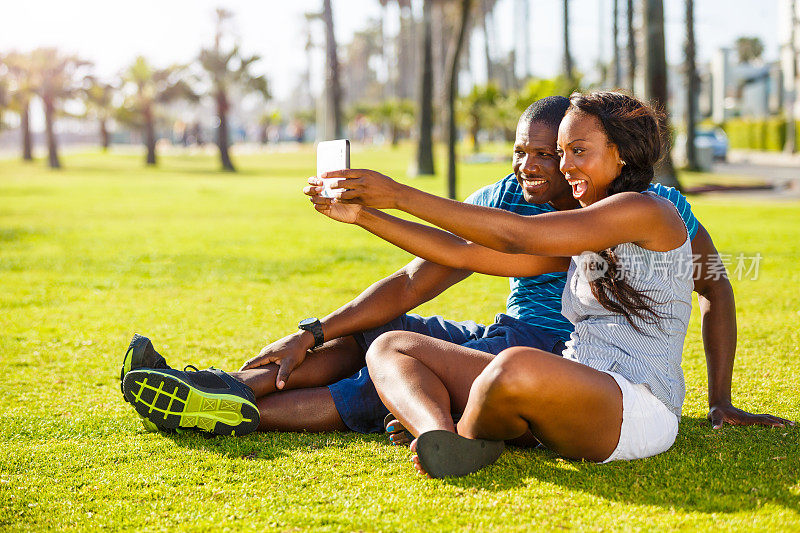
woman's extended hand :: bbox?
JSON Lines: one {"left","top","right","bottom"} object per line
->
{"left": 304, "top": 177, "right": 362, "bottom": 224}
{"left": 318, "top": 169, "right": 404, "bottom": 209}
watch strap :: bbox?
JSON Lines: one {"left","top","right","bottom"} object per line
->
{"left": 299, "top": 318, "right": 324, "bottom": 348}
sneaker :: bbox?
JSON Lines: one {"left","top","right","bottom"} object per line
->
{"left": 140, "top": 417, "right": 160, "bottom": 432}
{"left": 120, "top": 334, "right": 170, "bottom": 395}
{"left": 122, "top": 366, "right": 260, "bottom": 436}
{"left": 120, "top": 334, "right": 173, "bottom": 433}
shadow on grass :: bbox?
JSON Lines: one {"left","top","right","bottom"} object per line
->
{"left": 444, "top": 417, "right": 800, "bottom": 514}
{"left": 162, "top": 429, "right": 367, "bottom": 462}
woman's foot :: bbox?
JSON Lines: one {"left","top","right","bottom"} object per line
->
{"left": 384, "top": 413, "right": 413, "bottom": 446}
{"left": 384, "top": 412, "right": 463, "bottom": 447}
{"left": 410, "top": 430, "right": 505, "bottom": 478}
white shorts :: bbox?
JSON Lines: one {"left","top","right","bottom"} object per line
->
{"left": 602, "top": 371, "right": 679, "bottom": 463}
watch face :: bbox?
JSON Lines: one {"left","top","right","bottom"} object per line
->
{"left": 299, "top": 318, "right": 318, "bottom": 328}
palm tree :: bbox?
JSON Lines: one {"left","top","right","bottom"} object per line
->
{"left": 735, "top": 37, "right": 764, "bottom": 64}
{"left": 199, "top": 8, "right": 270, "bottom": 171}
{"left": 378, "top": 0, "right": 414, "bottom": 99}
{"left": 445, "top": 0, "right": 473, "bottom": 199}
{"left": 2, "top": 51, "right": 35, "bottom": 161}
{"left": 641, "top": 0, "right": 681, "bottom": 189}
{"left": 612, "top": 0, "right": 621, "bottom": 87}
{"left": 562, "top": 0, "right": 573, "bottom": 81}
{"left": 414, "top": 0, "right": 436, "bottom": 176}
{"left": 82, "top": 76, "right": 115, "bottom": 151}
{"left": 119, "top": 56, "right": 196, "bottom": 166}
{"left": 626, "top": 0, "right": 636, "bottom": 92}
{"left": 28, "top": 48, "right": 91, "bottom": 169}
{"left": 322, "top": 0, "right": 343, "bottom": 139}
{"left": 785, "top": 0, "right": 797, "bottom": 154}
{"left": 371, "top": 99, "right": 415, "bottom": 146}
{"left": 0, "top": 76, "right": 7, "bottom": 128}
{"left": 684, "top": 0, "right": 698, "bottom": 170}
{"left": 460, "top": 83, "right": 500, "bottom": 153}
{"left": 481, "top": 0, "right": 495, "bottom": 83}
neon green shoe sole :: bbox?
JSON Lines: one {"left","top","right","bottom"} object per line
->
{"left": 140, "top": 416, "right": 160, "bottom": 433}
{"left": 123, "top": 369, "right": 259, "bottom": 436}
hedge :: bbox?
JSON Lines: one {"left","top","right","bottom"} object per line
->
{"left": 722, "top": 117, "right": 800, "bottom": 151}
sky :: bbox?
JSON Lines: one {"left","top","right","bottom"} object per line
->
{"left": 0, "top": 0, "right": 782, "bottom": 104}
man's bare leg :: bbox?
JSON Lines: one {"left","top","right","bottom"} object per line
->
{"left": 257, "top": 387, "right": 347, "bottom": 432}
{"left": 230, "top": 336, "right": 365, "bottom": 398}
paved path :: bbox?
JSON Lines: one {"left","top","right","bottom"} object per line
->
{"left": 700, "top": 150, "right": 800, "bottom": 200}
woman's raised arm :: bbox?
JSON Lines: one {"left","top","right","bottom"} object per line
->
{"left": 316, "top": 170, "right": 670, "bottom": 257}
{"left": 305, "top": 183, "right": 569, "bottom": 277}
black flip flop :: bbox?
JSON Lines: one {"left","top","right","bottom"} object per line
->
{"left": 415, "top": 430, "right": 505, "bottom": 478}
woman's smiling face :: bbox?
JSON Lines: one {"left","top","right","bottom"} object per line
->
{"left": 556, "top": 111, "right": 625, "bottom": 206}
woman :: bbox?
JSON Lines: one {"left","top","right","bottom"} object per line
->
{"left": 307, "top": 91, "right": 692, "bottom": 477}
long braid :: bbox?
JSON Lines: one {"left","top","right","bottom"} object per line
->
{"left": 569, "top": 91, "right": 668, "bottom": 332}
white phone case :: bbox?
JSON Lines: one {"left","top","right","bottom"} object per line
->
{"left": 316, "top": 139, "right": 350, "bottom": 198}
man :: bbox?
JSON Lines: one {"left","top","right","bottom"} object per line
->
{"left": 121, "top": 96, "right": 790, "bottom": 436}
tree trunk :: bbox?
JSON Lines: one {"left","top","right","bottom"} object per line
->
{"left": 785, "top": 0, "right": 797, "bottom": 154}
{"left": 471, "top": 118, "right": 480, "bottom": 153}
{"left": 100, "top": 118, "right": 110, "bottom": 151}
{"left": 144, "top": 103, "right": 156, "bottom": 166}
{"left": 626, "top": 0, "right": 636, "bottom": 92}
{"left": 397, "top": 5, "right": 415, "bottom": 99}
{"left": 43, "top": 96, "right": 60, "bottom": 169}
{"left": 684, "top": 0, "right": 698, "bottom": 170}
{"left": 613, "top": 0, "right": 621, "bottom": 87}
{"left": 642, "top": 0, "right": 681, "bottom": 189}
{"left": 21, "top": 100, "right": 33, "bottom": 161}
{"left": 217, "top": 90, "right": 235, "bottom": 171}
{"left": 322, "top": 0, "right": 343, "bottom": 139}
{"left": 482, "top": 0, "right": 494, "bottom": 83}
{"left": 446, "top": 0, "right": 472, "bottom": 200}
{"left": 414, "top": 0, "right": 435, "bottom": 176}
{"left": 563, "top": 0, "right": 573, "bottom": 81}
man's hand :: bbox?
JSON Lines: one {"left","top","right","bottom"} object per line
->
{"left": 305, "top": 177, "right": 362, "bottom": 224}
{"left": 708, "top": 403, "right": 795, "bottom": 429}
{"left": 239, "top": 331, "right": 315, "bottom": 389}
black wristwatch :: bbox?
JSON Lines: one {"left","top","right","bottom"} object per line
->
{"left": 298, "top": 317, "right": 325, "bottom": 348}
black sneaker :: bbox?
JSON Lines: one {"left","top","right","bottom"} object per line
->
{"left": 122, "top": 366, "right": 260, "bottom": 436}
{"left": 120, "top": 334, "right": 170, "bottom": 395}
{"left": 120, "top": 334, "right": 173, "bottom": 433}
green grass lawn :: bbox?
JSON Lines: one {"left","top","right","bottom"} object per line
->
{"left": 1, "top": 144, "right": 798, "bottom": 531}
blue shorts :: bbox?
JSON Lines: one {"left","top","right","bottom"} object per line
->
{"left": 328, "top": 313, "right": 569, "bottom": 433}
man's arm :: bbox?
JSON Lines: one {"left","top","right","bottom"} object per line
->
{"left": 691, "top": 223, "right": 793, "bottom": 428}
{"left": 319, "top": 257, "right": 471, "bottom": 341}
{"left": 239, "top": 258, "right": 472, "bottom": 386}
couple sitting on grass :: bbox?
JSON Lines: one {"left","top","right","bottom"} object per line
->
{"left": 120, "top": 91, "right": 791, "bottom": 478}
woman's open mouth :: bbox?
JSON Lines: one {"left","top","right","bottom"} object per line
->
{"left": 567, "top": 178, "right": 588, "bottom": 199}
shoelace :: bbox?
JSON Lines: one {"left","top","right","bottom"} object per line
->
{"left": 183, "top": 365, "right": 218, "bottom": 373}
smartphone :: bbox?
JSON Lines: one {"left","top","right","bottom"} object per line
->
{"left": 316, "top": 139, "right": 350, "bottom": 198}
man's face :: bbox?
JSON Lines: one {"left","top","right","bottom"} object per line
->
{"left": 512, "top": 120, "right": 573, "bottom": 206}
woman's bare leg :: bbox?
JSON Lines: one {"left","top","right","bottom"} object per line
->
{"left": 459, "top": 346, "right": 623, "bottom": 462}
{"left": 230, "top": 336, "right": 366, "bottom": 398}
{"left": 365, "top": 331, "right": 496, "bottom": 437}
